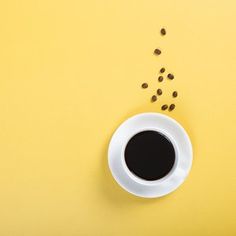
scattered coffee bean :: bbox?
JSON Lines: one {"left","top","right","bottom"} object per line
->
{"left": 157, "top": 89, "right": 162, "bottom": 95}
{"left": 158, "top": 76, "right": 164, "bottom": 82}
{"left": 167, "top": 73, "right": 174, "bottom": 80}
{"left": 160, "top": 67, "right": 165, "bottom": 73}
{"left": 154, "top": 48, "right": 161, "bottom": 55}
{"left": 172, "top": 91, "right": 178, "bottom": 97}
{"left": 160, "top": 28, "right": 166, "bottom": 35}
{"left": 141, "top": 83, "right": 148, "bottom": 89}
{"left": 151, "top": 95, "right": 157, "bottom": 102}
{"left": 169, "top": 104, "right": 175, "bottom": 111}
{"left": 161, "top": 104, "right": 168, "bottom": 110}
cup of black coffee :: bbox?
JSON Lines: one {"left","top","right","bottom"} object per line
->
{"left": 108, "top": 113, "right": 192, "bottom": 198}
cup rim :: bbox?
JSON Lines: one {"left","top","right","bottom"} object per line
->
{"left": 120, "top": 127, "right": 180, "bottom": 186}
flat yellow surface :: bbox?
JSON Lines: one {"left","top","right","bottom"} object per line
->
{"left": 0, "top": 1, "right": 236, "bottom": 235}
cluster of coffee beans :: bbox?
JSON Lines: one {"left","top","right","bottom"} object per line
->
{"left": 141, "top": 28, "right": 177, "bottom": 112}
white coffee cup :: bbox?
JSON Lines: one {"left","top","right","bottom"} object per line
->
{"left": 108, "top": 113, "right": 193, "bottom": 198}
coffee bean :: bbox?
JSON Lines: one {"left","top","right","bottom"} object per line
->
{"left": 141, "top": 83, "right": 148, "bottom": 89}
{"left": 157, "top": 89, "right": 162, "bottom": 95}
{"left": 151, "top": 95, "right": 157, "bottom": 102}
{"left": 158, "top": 76, "right": 164, "bottom": 82}
{"left": 160, "top": 28, "right": 166, "bottom": 35}
{"left": 167, "top": 73, "right": 174, "bottom": 80}
{"left": 169, "top": 104, "right": 175, "bottom": 111}
{"left": 160, "top": 67, "right": 165, "bottom": 73}
{"left": 154, "top": 48, "right": 161, "bottom": 55}
{"left": 161, "top": 104, "right": 168, "bottom": 110}
{"left": 172, "top": 91, "right": 178, "bottom": 97}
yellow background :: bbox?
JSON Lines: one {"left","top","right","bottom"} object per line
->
{"left": 0, "top": 0, "right": 235, "bottom": 235}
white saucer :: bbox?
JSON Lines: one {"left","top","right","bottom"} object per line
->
{"left": 108, "top": 113, "right": 193, "bottom": 198}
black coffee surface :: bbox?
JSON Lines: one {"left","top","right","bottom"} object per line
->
{"left": 124, "top": 131, "right": 175, "bottom": 181}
